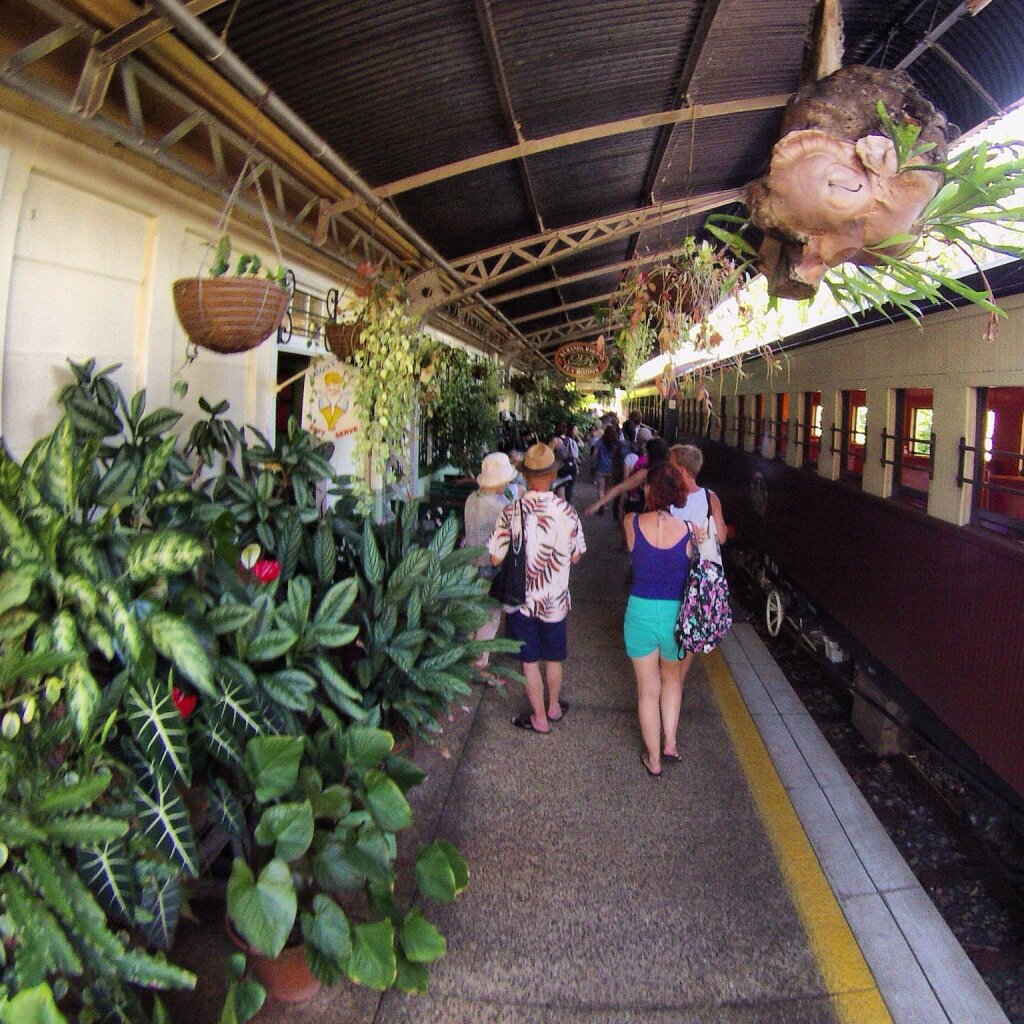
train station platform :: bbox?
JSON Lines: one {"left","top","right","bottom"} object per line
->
{"left": 174, "top": 486, "right": 1009, "bottom": 1023}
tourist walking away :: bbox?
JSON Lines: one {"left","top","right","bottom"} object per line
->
{"left": 585, "top": 438, "right": 670, "bottom": 517}
{"left": 464, "top": 451, "right": 517, "bottom": 682}
{"left": 591, "top": 424, "right": 621, "bottom": 515}
{"left": 489, "top": 443, "right": 586, "bottom": 733}
{"left": 551, "top": 421, "right": 580, "bottom": 503}
{"left": 669, "top": 444, "right": 728, "bottom": 551}
{"left": 622, "top": 461, "right": 698, "bottom": 776}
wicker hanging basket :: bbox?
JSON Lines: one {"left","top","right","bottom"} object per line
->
{"left": 324, "top": 320, "right": 365, "bottom": 362}
{"left": 172, "top": 278, "right": 289, "bottom": 354}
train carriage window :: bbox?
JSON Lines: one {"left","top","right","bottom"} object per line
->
{"left": 801, "top": 391, "right": 821, "bottom": 470}
{"left": 892, "top": 388, "right": 933, "bottom": 509}
{"left": 754, "top": 395, "right": 767, "bottom": 456}
{"left": 839, "top": 389, "right": 867, "bottom": 487}
{"left": 971, "top": 387, "right": 1024, "bottom": 537}
{"left": 775, "top": 393, "right": 789, "bottom": 461}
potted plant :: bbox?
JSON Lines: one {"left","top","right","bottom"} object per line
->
{"left": 224, "top": 725, "right": 468, "bottom": 1001}
{"left": 335, "top": 503, "right": 521, "bottom": 747}
{"left": 173, "top": 235, "right": 289, "bottom": 354}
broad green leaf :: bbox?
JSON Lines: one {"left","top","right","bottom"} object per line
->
{"left": 246, "top": 629, "right": 297, "bottom": 662}
{"left": 226, "top": 859, "right": 297, "bottom": 959}
{"left": 206, "top": 603, "right": 257, "bottom": 635}
{"left": 137, "top": 435, "right": 178, "bottom": 494}
{"left": 65, "top": 392, "right": 121, "bottom": 438}
{"left": 0, "top": 984, "right": 69, "bottom": 1024}
{"left": 38, "top": 417, "right": 76, "bottom": 514}
{"left": 300, "top": 893, "right": 352, "bottom": 964}
{"left": 135, "top": 864, "right": 183, "bottom": 951}
{"left": 260, "top": 669, "right": 315, "bottom": 712}
{"left": 399, "top": 906, "right": 446, "bottom": 963}
{"left": 94, "top": 451, "right": 139, "bottom": 502}
{"left": 361, "top": 523, "right": 384, "bottom": 585}
{"left": 78, "top": 839, "right": 136, "bottom": 923}
{"left": 134, "top": 770, "right": 199, "bottom": 877}
{"left": 254, "top": 801, "right": 314, "bottom": 861}
{"left": 65, "top": 662, "right": 100, "bottom": 738}
{"left": 244, "top": 735, "right": 303, "bottom": 801}
{"left": 363, "top": 770, "right": 413, "bottom": 833}
{"left": 126, "top": 532, "right": 205, "bottom": 581}
{"left": 126, "top": 684, "right": 192, "bottom": 784}
{"left": 137, "top": 406, "right": 184, "bottom": 438}
{"left": 394, "top": 949, "right": 430, "bottom": 994}
{"left": 36, "top": 773, "right": 111, "bottom": 816}
{"left": 415, "top": 840, "right": 468, "bottom": 903}
{"left": 313, "top": 519, "right": 337, "bottom": 582}
{"left": 347, "top": 919, "right": 397, "bottom": 990}
{"left": 345, "top": 727, "right": 393, "bottom": 768}
{"left": 147, "top": 613, "right": 215, "bottom": 696}
{"left": 316, "top": 577, "right": 359, "bottom": 627}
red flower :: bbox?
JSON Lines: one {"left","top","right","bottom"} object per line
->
{"left": 172, "top": 686, "right": 197, "bottom": 719}
{"left": 251, "top": 559, "right": 281, "bottom": 584}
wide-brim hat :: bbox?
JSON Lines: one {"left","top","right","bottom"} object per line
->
{"left": 477, "top": 451, "right": 517, "bottom": 488}
{"left": 523, "top": 442, "right": 555, "bottom": 473}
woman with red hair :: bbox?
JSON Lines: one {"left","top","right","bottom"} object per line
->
{"left": 622, "top": 460, "right": 697, "bottom": 777}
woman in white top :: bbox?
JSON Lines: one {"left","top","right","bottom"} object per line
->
{"left": 668, "top": 445, "right": 727, "bottom": 562}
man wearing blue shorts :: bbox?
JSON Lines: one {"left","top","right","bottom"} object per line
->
{"left": 488, "top": 443, "right": 586, "bottom": 734}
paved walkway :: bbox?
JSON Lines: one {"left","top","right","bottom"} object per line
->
{"left": 174, "top": 480, "right": 1008, "bottom": 1023}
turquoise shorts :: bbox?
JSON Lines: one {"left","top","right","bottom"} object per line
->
{"left": 623, "top": 595, "right": 683, "bottom": 660}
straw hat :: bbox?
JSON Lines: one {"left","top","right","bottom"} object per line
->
{"left": 523, "top": 443, "right": 555, "bottom": 472}
{"left": 477, "top": 452, "right": 517, "bottom": 488}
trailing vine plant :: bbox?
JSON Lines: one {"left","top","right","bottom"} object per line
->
{"left": 346, "top": 264, "right": 426, "bottom": 511}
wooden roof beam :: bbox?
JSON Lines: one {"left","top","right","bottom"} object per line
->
{"left": 315, "top": 93, "right": 787, "bottom": 233}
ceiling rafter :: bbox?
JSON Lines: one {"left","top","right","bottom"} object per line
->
{"left": 929, "top": 43, "right": 1003, "bottom": 115}
{"left": 638, "top": 0, "right": 726, "bottom": 212}
{"left": 473, "top": 0, "right": 573, "bottom": 320}
{"left": 410, "top": 186, "right": 744, "bottom": 309}
{"left": 313, "top": 93, "right": 787, "bottom": 235}
{"left": 1, "top": 0, "right": 553, "bottom": 369}
{"left": 488, "top": 250, "right": 675, "bottom": 304}
{"left": 526, "top": 316, "right": 606, "bottom": 349}
{"left": 72, "top": 0, "right": 229, "bottom": 115}
{"left": 511, "top": 291, "right": 616, "bottom": 327}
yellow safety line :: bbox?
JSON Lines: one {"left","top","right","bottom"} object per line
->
{"left": 705, "top": 649, "right": 893, "bottom": 1024}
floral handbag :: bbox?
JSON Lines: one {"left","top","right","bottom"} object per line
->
{"left": 675, "top": 519, "right": 732, "bottom": 654}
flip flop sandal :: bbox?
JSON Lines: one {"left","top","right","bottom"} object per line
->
{"left": 640, "top": 754, "right": 662, "bottom": 777}
{"left": 662, "top": 752, "right": 683, "bottom": 762}
{"left": 512, "top": 712, "right": 550, "bottom": 734}
{"left": 548, "top": 700, "right": 570, "bottom": 722}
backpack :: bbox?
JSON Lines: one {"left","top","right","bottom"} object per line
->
{"left": 674, "top": 515, "right": 731, "bottom": 654}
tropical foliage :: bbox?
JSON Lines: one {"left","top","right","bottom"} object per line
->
{"left": 0, "top": 358, "right": 496, "bottom": 1020}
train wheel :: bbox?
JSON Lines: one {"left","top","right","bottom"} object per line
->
{"left": 766, "top": 589, "right": 785, "bottom": 637}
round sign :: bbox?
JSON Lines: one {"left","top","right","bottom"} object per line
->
{"left": 554, "top": 340, "right": 609, "bottom": 379}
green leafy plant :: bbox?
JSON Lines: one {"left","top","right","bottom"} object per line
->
{"left": 707, "top": 134, "right": 1024, "bottom": 336}
{"left": 225, "top": 727, "right": 467, "bottom": 992}
{"left": 209, "top": 235, "right": 286, "bottom": 284}
{"left": 337, "top": 503, "right": 520, "bottom": 745}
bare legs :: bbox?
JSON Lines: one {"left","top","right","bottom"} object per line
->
{"left": 522, "top": 660, "right": 563, "bottom": 732}
{"left": 631, "top": 650, "right": 694, "bottom": 772}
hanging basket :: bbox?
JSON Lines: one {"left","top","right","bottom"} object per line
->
{"left": 324, "top": 320, "right": 364, "bottom": 362}
{"left": 172, "top": 277, "right": 289, "bottom": 354}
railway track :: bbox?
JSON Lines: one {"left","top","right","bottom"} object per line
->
{"left": 731, "top": 573, "right": 1024, "bottom": 1023}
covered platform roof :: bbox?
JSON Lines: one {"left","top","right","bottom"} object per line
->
{"left": 3, "top": 0, "right": 1022, "bottom": 368}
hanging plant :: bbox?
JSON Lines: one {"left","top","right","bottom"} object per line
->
{"left": 428, "top": 349, "right": 500, "bottom": 476}
{"left": 347, "top": 264, "right": 425, "bottom": 511}
{"left": 707, "top": 67, "right": 1024, "bottom": 336}
{"left": 607, "top": 237, "right": 737, "bottom": 387}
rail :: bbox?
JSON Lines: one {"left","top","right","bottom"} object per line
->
{"left": 880, "top": 428, "right": 935, "bottom": 480}
{"left": 957, "top": 437, "right": 1024, "bottom": 492}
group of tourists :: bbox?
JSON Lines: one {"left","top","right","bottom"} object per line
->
{"left": 464, "top": 410, "right": 728, "bottom": 774}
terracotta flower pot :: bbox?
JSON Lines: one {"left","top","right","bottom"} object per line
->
{"left": 225, "top": 916, "right": 321, "bottom": 1004}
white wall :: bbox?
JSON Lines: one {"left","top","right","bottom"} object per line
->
{"left": 0, "top": 110, "right": 344, "bottom": 467}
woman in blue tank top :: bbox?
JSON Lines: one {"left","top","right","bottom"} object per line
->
{"left": 623, "top": 461, "right": 696, "bottom": 777}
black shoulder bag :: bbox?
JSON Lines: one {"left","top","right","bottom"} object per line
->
{"left": 488, "top": 500, "right": 527, "bottom": 606}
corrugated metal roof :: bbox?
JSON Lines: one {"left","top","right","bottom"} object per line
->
{"left": 195, "top": 0, "right": 1024, "bottom": 359}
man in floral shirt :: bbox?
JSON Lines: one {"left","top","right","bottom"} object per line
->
{"left": 488, "top": 443, "right": 587, "bottom": 733}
